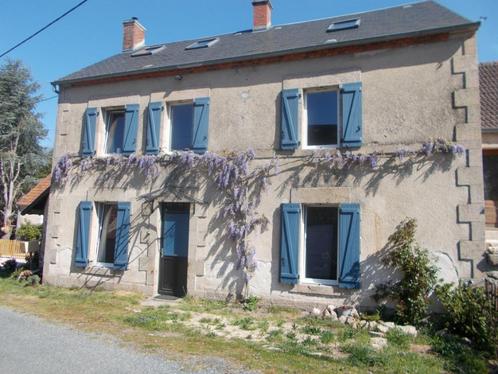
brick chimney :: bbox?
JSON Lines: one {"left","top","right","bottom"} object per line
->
{"left": 252, "top": 0, "right": 272, "bottom": 30}
{"left": 122, "top": 17, "right": 146, "bottom": 52}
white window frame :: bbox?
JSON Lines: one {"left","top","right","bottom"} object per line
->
{"left": 166, "top": 100, "right": 194, "bottom": 153}
{"left": 299, "top": 204, "right": 339, "bottom": 286}
{"left": 301, "top": 87, "right": 341, "bottom": 150}
{"left": 94, "top": 202, "right": 118, "bottom": 268}
{"left": 103, "top": 107, "right": 126, "bottom": 156}
{"left": 185, "top": 37, "right": 219, "bottom": 50}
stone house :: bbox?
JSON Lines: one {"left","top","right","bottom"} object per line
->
{"left": 44, "top": 1, "right": 487, "bottom": 308}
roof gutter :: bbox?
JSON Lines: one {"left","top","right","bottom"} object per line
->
{"left": 53, "top": 21, "right": 480, "bottom": 87}
{"left": 482, "top": 128, "right": 498, "bottom": 133}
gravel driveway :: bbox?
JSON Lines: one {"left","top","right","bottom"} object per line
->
{"left": 0, "top": 307, "right": 253, "bottom": 374}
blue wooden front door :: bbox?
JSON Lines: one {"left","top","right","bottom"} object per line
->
{"left": 159, "top": 203, "right": 190, "bottom": 296}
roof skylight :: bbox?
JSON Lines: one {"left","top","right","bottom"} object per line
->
{"left": 327, "top": 18, "right": 361, "bottom": 32}
{"left": 131, "top": 45, "right": 165, "bottom": 57}
{"left": 185, "top": 37, "right": 219, "bottom": 50}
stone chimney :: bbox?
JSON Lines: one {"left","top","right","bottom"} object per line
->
{"left": 122, "top": 17, "right": 146, "bottom": 52}
{"left": 252, "top": 0, "right": 272, "bottom": 31}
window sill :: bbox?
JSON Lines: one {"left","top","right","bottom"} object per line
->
{"left": 290, "top": 283, "right": 352, "bottom": 296}
{"left": 302, "top": 145, "right": 339, "bottom": 150}
{"left": 93, "top": 262, "right": 115, "bottom": 269}
{"left": 83, "top": 263, "right": 123, "bottom": 275}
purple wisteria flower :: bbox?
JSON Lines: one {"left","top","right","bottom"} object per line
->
{"left": 396, "top": 149, "right": 408, "bottom": 160}
{"left": 422, "top": 142, "right": 434, "bottom": 156}
{"left": 368, "top": 154, "right": 378, "bottom": 168}
{"left": 53, "top": 154, "right": 72, "bottom": 184}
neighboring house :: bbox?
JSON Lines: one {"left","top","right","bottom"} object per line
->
{"left": 481, "top": 62, "right": 498, "bottom": 231}
{"left": 43, "top": 1, "right": 488, "bottom": 308}
{"left": 17, "top": 174, "right": 51, "bottom": 264}
{"left": 17, "top": 174, "right": 51, "bottom": 226}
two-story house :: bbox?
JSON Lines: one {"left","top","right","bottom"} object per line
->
{"left": 44, "top": 1, "right": 487, "bottom": 308}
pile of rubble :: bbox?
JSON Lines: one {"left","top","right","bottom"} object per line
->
{"left": 311, "top": 305, "right": 417, "bottom": 349}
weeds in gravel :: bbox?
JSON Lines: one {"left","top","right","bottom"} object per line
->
{"left": 386, "top": 328, "right": 412, "bottom": 349}
{"left": 124, "top": 307, "right": 191, "bottom": 330}
{"left": 232, "top": 317, "right": 257, "bottom": 331}
{"left": 302, "top": 325, "right": 322, "bottom": 335}
{"left": 320, "top": 331, "right": 335, "bottom": 344}
{"left": 343, "top": 343, "right": 387, "bottom": 367}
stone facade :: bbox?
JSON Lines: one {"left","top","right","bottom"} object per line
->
{"left": 43, "top": 30, "right": 485, "bottom": 308}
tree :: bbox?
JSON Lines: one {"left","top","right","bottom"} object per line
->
{"left": 0, "top": 60, "right": 48, "bottom": 238}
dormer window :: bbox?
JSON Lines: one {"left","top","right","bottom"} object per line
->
{"left": 327, "top": 18, "right": 360, "bottom": 32}
{"left": 131, "top": 45, "right": 165, "bottom": 57}
{"left": 185, "top": 37, "right": 219, "bottom": 50}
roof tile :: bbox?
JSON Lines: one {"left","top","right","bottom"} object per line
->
{"left": 480, "top": 62, "right": 498, "bottom": 130}
{"left": 17, "top": 175, "right": 51, "bottom": 209}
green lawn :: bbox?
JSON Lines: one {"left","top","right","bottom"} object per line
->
{"left": 0, "top": 277, "right": 490, "bottom": 374}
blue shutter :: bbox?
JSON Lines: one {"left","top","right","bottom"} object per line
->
{"left": 192, "top": 97, "right": 210, "bottom": 152}
{"left": 146, "top": 102, "right": 162, "bottom": 154}
{"left": 339, "top": 203, "right": 361, "bottom": 288}
{"left": 75, "top": 201, "right": 92, "bottom": 268}
{"left": 341, "top": 82, "right": 363, "bottom": 147}
{"left": 122, "top": 104, "right": 139, "bottom": 155}
{"left": 280, "top": 203, "right": 300, "bottom": 284}
{"left": 82, "top": 108, "right": 97, "bottom": 156}
{"left": 114, "top": 202, "right": 131, "bottom": 269}
{"left": 280, "top": 89, "right": 300, "bottom": 150}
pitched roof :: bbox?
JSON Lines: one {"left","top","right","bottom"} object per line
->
{"left": 17, "top": 175, "right": 51, "bottom": 213}
{"left": 480, "top": 62, "right": 498, "bottom": 130}
{"left": 54, "top": 1, "right": 477, "bottom": 85}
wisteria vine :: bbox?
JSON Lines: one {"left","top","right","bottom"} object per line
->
{"left": 305, "top": 138, "right": 465, "bottom": 168}
{"left": 52, "top": 138, "right": 465, "bottom": 289}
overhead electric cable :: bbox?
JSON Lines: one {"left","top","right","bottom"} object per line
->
{"left": 0, "top": 0, "right": 89, "bottom": 58}
{"left": 35, "top": 95, "right": 58, "bottom": 104}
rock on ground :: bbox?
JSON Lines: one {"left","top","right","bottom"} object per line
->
{"left": 370, "top": 337, "right": 388, "bottom": 351}
{"left": 397, "top": 325, "right": 418, "bottom": 337}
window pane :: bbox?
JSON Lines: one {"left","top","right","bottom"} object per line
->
{"left": 162, "top": 204, "right": 190, "bottom": 257}
{"left": 106, "top": 112, "right": 125, "bottom": 154}
{"left": 171, "top": 104, "right": 193, "bottom": 150}
{"left": 305, "top": 207, "right": 338, "bottom": 280}
{"left": 328, "top": 19, "right": 360, "bottom": 32}
{"left": 98, "top": 204, "right": 117, "bottom": 264}
{"left": 307, "top": 91, "right": 338, "bottom": 146}
{"left": 483, "top": 155, "right": 498, "bottom": 201}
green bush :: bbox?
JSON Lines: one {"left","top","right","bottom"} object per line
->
{"left": 360, "top": 310, "right": 381, "bottom": 321}
{"left": 241, "top": 295, "right": 260, "bottom": 311}
{"left": 386, "top": 328, "right": 411, "bottom": 349}
{"left": 375, "top": 218, "right": 438, "bottom": 326}
{"left": 435, "top": 283, "right": 497, "bottom": 355}
{"left": 430, "top": 334, "right": 489, "bottom": 374}
{"left": 16, "top": 223, "right": 43, "bottom": 241}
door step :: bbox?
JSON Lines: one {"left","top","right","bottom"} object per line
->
{"left": 141, "top": 295, "right": 182, "bottom": 307}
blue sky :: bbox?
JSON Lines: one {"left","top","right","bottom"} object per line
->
{"left": 1, "top": 0, "right": 497, "bottom": 149}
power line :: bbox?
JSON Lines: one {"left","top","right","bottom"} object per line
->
{"left": 0, "top": 0, "right": 89, "bottom": 59}
{"left": 35, "top": 95, "right": 58, "bottom": 104}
